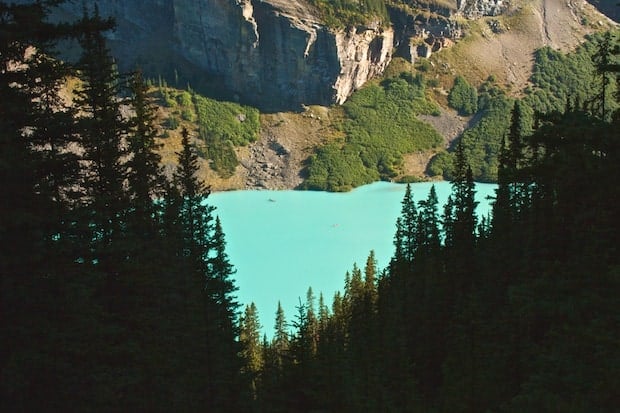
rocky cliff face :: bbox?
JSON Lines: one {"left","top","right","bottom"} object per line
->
{"left": 172, "top": 0, "right": 393, "bottom": 111}
{"left": 36, "top": 0, "right": 509, "bottom": 111}
{"left": 43, "top": 0, "right": 393, "bottom": 111}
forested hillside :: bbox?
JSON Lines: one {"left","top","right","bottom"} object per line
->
{"left": 428, "top": 30, "right": 619, "bottom": 181}
{"left": 1, "top": 3, "right": 244, "bottom": 410}
{"left": 243, "top": 77, "right": 620, "bottom": 412}
{"left": 2, "top": 1, "right": 619, "bottom": 412}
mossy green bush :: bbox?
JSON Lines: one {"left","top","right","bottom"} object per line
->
{"left": 302, "top": 72, "right": 443, "bottom": 191}
{"left": 310, "top": 0, "right": 389, "bottom": 28}
{"left": 198, "top": 129, "right": 238, "bottom": 178}
{"left": 428, "top": 80, "right": 513, "bottom": 182}
{"left": 156, "top": 87, "right": 260, "bottom": 178}
{"left": 192, "top": 94, "right": 259, "bottom": 147}
{"left": 448, "top": 75, "right": 478, "bottom": 116}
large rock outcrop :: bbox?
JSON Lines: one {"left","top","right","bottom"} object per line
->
{"left": 29, "top": 0, "right": 516, "bottom": 110}
{"left": 172, "top": 0, "right": 393, "bottom": 111}
{"left": 40, "top": 0, "right": 393, "bottom": 111}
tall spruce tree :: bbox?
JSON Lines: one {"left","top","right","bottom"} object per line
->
{"left": 449, "top": 140, "right": 478, "bottom": 250}
{"left": 73, "top": 7, "right": 128, "bottom": 268}
{"left": 0, "top": 2, "right": 89, "bottom": 409}
{"left": 416, "top": 184, "right": 441, "bottom": 258}
{"left": 126, "top": 69, "right": 164, "bottom": 237}
{"left": 399, "top": 183, "right": 418, "bottom": 263}
{"left": 272, "top": 301, "right": 290, "bottom": 365}
{"left": 239, "top": 303, "right": 263, "bottom": 404}
{"left": 174, "top": 127, "right": 214, "bottom": 262}
{"left": 206, "top": 215, "right": 242, "bottom": 411}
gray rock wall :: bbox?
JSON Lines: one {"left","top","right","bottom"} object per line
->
{"left": 171, "top": 0, "right": 393, "bottom": 111}
{"left": 39, "top": 0, "right": 393, "bottom": 111}
{"left": 25, "top": 0, "right": 504, "bottom": 110}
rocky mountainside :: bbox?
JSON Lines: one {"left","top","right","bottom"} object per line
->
{"left": 42, "top": 0, "right": 392, "bottom": 111}
{"left": 175, "top": 0, "right": 394, "bottom": 111}
{"left": 27, "top": 0, "right": 615, "bottom": 190}
{"left": 38, "top": 0, "right": 516, "bottom": 111}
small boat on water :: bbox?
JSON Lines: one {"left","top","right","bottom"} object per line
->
{"left": 268, "top": 198, "right": 276, "bottom": 202}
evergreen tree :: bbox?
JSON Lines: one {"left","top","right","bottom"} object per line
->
{"left": 259, "top": 302, "right": 291, "bottom": 412}
{"left": 73, "top": 7, "right": 129, "bottom": 268}
{"left": 0, "top": 2, "right": 90, "bottom": 409}
{"left": 492, "top": 135, "right": 513, "bottom": 236}
{"left": 126, "top": 69, "right": 164, "bottom": 237}
{"left": 272, "top": 301, "right": 290, "bottom": 368}
{"left": 174, "top": 127, "right": 214, "bottom": 263}
{"left": 304, "top": 287, "right": 319, "bottom": 356}
{"left": 416, "top": 184, "right": 441, "bottom": 257}
{"left": 591, "top": 31, "right": 618, "bottom": 120}
{"left": 239, "top": 303, "right": 263, "bottom": 407}
{"left": 448, "top": 75, "right": 478, "bottom": 116}
{"left": 442, "top": 194, "right": 455, "bottom": 248}
{"left": 208, "top": 216, "right": 238, "bottom": 312}
{"left": 450, "top": 140, "right": 478, "bottom": 250}
{"left": 363, "top": 250, "right": 378, "bottom": 303}
{"left": 318, "top": 292, "right": 330, "bottom": 330}
{"left": 206, "top": 216, "right": 242, "bottom": 411}
{"left": 394, "top": 183, "right": 418, "bottom": 263}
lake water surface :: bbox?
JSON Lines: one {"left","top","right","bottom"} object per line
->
{"left": 209, "top": 181, "right": 496, "bottom": 334}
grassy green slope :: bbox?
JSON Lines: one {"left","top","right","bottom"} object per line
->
{"left": 302, "top": 72, "right": 443, "bottom": 191}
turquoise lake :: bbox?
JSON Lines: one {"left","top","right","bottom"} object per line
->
{"left": 209, "top": 181, "right": 497, "bottom": 334}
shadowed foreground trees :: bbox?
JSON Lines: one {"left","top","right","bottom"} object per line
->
{"left": 1, "top": 2, "right": 243, "bottom": 411}
{"left": 252, "top": 95, "right": 619, "bottom": 412}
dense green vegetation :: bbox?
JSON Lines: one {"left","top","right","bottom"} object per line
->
{"left": 429, "top": 31, "right": 618, "bottom": 182}
{"left": 158, "top": 86, "right": 260, "bottom": 178}
{"left": 448, "top": 75, "right": 478, "bottom": 115}
{"left": 429, "top": 80, "right": 516, "bottom": 181}
{"left": 303, "top": 73, "right": 443, "bottom": 191}
{"left": 306, "top": 31, "right": 618, "bottom": 189}
{"left": 310, "top": 0, "right": 390, "bottom": 28}
{"left": 525, "top": 31, "right": 619, "bottom": 118}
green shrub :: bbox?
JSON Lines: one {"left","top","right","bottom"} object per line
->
{"left": 429, "top": 80, "right": 513, "bottom": 182}
{"left": 303, "top": 72, "right": 443, "bottom": 191}
{"left": 187, "top": 93, "right": 259, "bottom": 178}
{"left": 427, "top": 151, "right": 453, "bottom": 178}
{"left": 181, "top": 107, "right": 195, "bottom": 122}
{"left": 176, "top": 91, "right": 193, "bottom": 107}
{"left": 199, "top": 129, "right": 239, "bottom": 178}
{"left": 302, "top": 143, "right": 379, "bottom": 192}
{"left": 155, "top": 86, "right": 260, "bottom": 179}
{"left": 397, "top": 175, "right": 425, "bottom": 183}
{"left": 448, "top": 76, "right": 478, "bottom": 116}
{"left": 192, "top": 94, "right": 259, "bottom": 147}
{"left": 165, "top": 115, "right": 179, "bottom": 130}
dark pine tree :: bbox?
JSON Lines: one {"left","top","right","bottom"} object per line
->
{"left": 0, "top": 2, "right": 92, "bottom": 410}
{"left": 126, "top": 69, "right": 164, "bottom": 238}
{"left": 239, "top": 302, "right": 264, "bottom": 408}
{"left": 73, "top": 6, "right": 128, "bottom": 269}
{"left": 206, "top": 215, "right": 242, "bottom": 411}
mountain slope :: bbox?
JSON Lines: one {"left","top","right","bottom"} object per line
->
{"left": 428, "top": 0, "right": 614, "bottom": 92}
{"left": 48, "top": 0, "right": 616, "bottom": 190}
